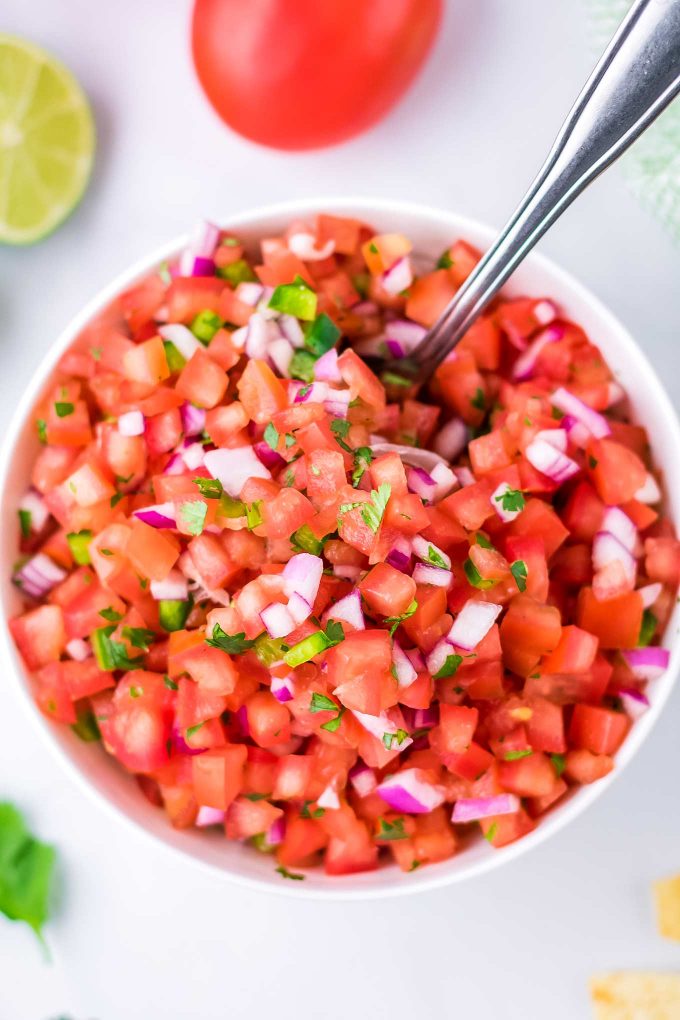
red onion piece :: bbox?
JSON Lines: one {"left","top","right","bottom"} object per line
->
{"left": 277, "top": 314, "right": 305, "bottom": 348}
{"left": 451, "top": 794, "right": 521, "bottom": 823}
{"left": 317, "top": 784, "right": 341, "bottom": 810}
{"left": 561, "top": 414, "right": 591, "bottom": 449}
{"left": 448, "top": 600, "right": 502, "bottom": 650}
{"left": 295, "top": 381, "right": 328, "bottom": 404}
{"left": 412, "top": 535, "right": 451, "bottom": 569}
{"left": 265, "top": 816, "right": 286, "bottom": 847}
{"left": 158, "top": 323, "right": 203, "bottom": 360}
{"left": 188, "top": 219, "right": 220, "bottom": 259}
{"left": 314, "top": 348, "right": 342, "bottom": 383}
{"left": 268, "top": 337, "right": 294, "bottom": 378}
{"left": 283, "top": 553, "right": 323, "bottom": 608}
{"left": 271, "top": 674, "right": 296, "bottom": 703}
{"left": 236, "top": 705, "right": 250, "bottom": 737}
{"left": 377, "top": 768, "right": 446, "bottom": 814}
{"left": 525, "top": 437, "right": 580, "bottom": 484}
{"left": 196, "top": 806, "right": 225, "bottom": 827}
{"left": 369, "top": 439, "right": 447, "bottom": 476}
{"left": 172, "top": 727, "right": 204, "bottom": 756}
{"left": 349, "top": 763, "right": 377, "bottom": 798}
{"left": 405, "top": 647, "right": 425, "bottom": 673}
{"left": 512, "top": 324, "right": 564, "bottom": 381}
{"left": 352, "top": 710, "right": 413, "bottom": 751}
{"left": 204, "top": 446, "right": 271, "bottom": 497}
{"left": 455, "top": 466, "right": 476, "bottom": 488}
{"left": 392, "top": 640, "right": 417, "bottom": 688}
{"left": 287, "top": 591, "right": 312, "bottom": 626}
{"left": 163, "top": 453, "right": 185, "bottom": 476}
{"left": 261, "top": 602, "right": 296, "bottom": 639}
{"left": 180, "top": 402, "right": 206, "bottom": 438}
{"left": 132, "top": 502, "right": 177, "bottom": 529}
{"left": 385, "top": 339, "right": 406, "bottom": 359}
{"left": 380, "top": 256, "right": 413, "bottom": 295}
{"left": 592, "top": 531, "right": 636, "bottom": 587}
{"left": 324, "top": 388, "right": 351, "bottom": 419}
{"left": 118, "top": 409, "right": 144, "bottom": 436}
{"left": 601, "top": 507, "right": 637, "bottom": 552}
{"left": 534, "top": 427, "right": 568, "bottom": 452}
{"left": 412, "top": 563, "right": 453, "bottom": 589}
{"left": 621, "top": 646, "right": 669, "bottom": 681}
{"left": 13, "top": 554, "right": 65, "bottom": 598}
{"left": 384, "top": 319, "right": 427, "bottom": 350}
{"left": 550, "top": 386, "right": 611, "bottom": 439}
{"left": 433, "top": 417, "right": 468, "bottom": 461}
{"left": 245, "top": 313, "right": 281, "bottom": 360}
{"left": 322, "top": 588, "right": 365, "bottom": 631}
{"left": 617, "top": 687, "right": 650, "bottom": 720}
{"left": 385, "top": 535, "right": 412, "bottom": 574}
{"left": 431, "top": 462, "right": 458, "bottom": 500}
{"left": 333, "top": 564, "right": 362, "bottom": 581}
{"left": 407, "top": 465, "right": 436, "bottom": 502}
{"left": 179, "top": 442, "right": 206, "bottom": 471}
{"left": 150, "top": 570, "right": 189, "bottom": 601}
{"left": 253, "top": 441, "right": 286, "bottom": 472}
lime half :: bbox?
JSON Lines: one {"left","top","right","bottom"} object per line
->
{"left": 0, "top": 35, "right": 95, "bottom": 245}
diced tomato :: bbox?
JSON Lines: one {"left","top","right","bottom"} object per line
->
{"left": 358, "top": 562, "right": 416, "bottom": 617}
{"left": 587, "top": 438, "right": 647, "bottom": 505}
{"left": 10, "top": 604, "right": 65, "bottom": 670}
{"left": 576, "top": 587, "right": 643, "bottom": 649}
{"left": 192, "top": 745, "right": 247, "bottom": 809}
{"left": 568, "top": 705, "right": 630, "bottom": 755}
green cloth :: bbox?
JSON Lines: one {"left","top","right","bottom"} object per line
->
{"left": 586, "top": 0, "right": 680, "bottom": 241}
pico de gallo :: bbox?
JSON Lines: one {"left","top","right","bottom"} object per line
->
{"left": 9, "top": 214, "right": 680, "bottom": 878}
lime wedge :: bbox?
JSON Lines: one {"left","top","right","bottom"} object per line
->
{"left": 0, "top": 35, "right": 95, "bottom": 244}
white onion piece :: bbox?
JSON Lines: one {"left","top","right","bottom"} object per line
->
{"left": 380, "top": 256, "right": 413, "bottom": 295}
{"left": 230, "top": 325, "right": 249, "bottom": 350}
{"left": 234, "top": 281, "right": 264, "bottom": 307}
{"left": 150, "top": 570, "right": 189, "bottom": 601}
{"left": 317, "top": 784, "right": 341, "bottom": 810}
{"left": 322, "top": 589, "right": 365, "bottom": 631}
{"left": 448, "top": 600, "right": 502, "bottom": 650}
{"left": 333, "top": 564, "right": 362, "bottom": 581}
{"left": 451, "top": 794, "right": 521, "bottom": 823}
{"left": 180, "top": 442, "right": 205, "bottom": 471}
{"left": 637, "top": 582, "right": 662, "bottom": 609}
{"left": 411, "top": 535, "right": 451, "bottom": 570}
{"left": 490, "top": 482, "right": 523, "bottom": 523}
{"left": 287, "top": 591, "right": 313, "bottom": 626}
{"left": 606, "top": 381, "right": 625, "bottom": 407}
{"left": 534, "top": 428, "right": 568, "bottom": 452}
{"left": 204, "top": 446, "right": 271, "bottom": 497}
{"left": 314, "top": 348, "right": 342, "bottom": 382}
{"left": 66, "top": 637, "right": 90, "bottom": 661}
{"left": 533, "top": 299, "right": 558, "bottom": 325}
{"left": 617, "top": 688, "right": 649, "bottom": 721}
{"left": 426, "top": 638, "right": 455, "bottom": 676}
{"left": 454, "top": 466, "right": 476, "bottom": 488}
{"left": 352, "top": 710, "right": 413, "bottom": 751}
{"left": 245, "top": 313, "right": 281, "bottom": 360}
{"left": 392, "top": 641, "right": 417, "bottom": 688}
{"left": 635, "top": 473, "right": 661, "bottom": 505}
{"left": 412, "top": 563, "right": 453, "bottom": 588}
{"left": 434, "top": 418, "right": 468, "bottom": 461}
{"left": 369, "top": 441, "right": 447, "bottom": 475}
{"left": 512, "top": 324, "right": 563, "bottom": 381}
{"left": 19, "top": 490, "right": 49, "bottom": 533}
{"left": 592, "top": 531, "right": 637, "bottom": 587}
{"left": 278, "top": 314, "right": 305, "bottom": 348}
{"left": 268, "top": 337, "right": 294, "bottom": 378}
{"left": 525, "top": 438, "right": 580, "bottom": 483}
{"left": 118, "top": 410, "right": 144, "bottom": 436}
{"left": 349, "top": 764, "right": 377, "bottom": 798}
{"left": 196, "top": 806, "right": 225, "bottom": 827}
{"left": 430, "top": 461, "right": 458, "bottom": 500}
{"left": 158, "top": 323, "right": 202, "bottom": 360}
{"left": 261, "top": 602, "right": 296, "bottom": 639}
{"left": 288, "top": 232, "right": 335, "bottom": 261}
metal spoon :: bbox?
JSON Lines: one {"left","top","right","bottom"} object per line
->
{"left": 388, "top": 0, "right": 680, "bottom": 386}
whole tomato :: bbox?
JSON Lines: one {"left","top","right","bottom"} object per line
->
{"left": 191, "top": 0, "right": 443, "bottom": 150}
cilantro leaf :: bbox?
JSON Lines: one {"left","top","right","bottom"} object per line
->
{"left": 179, "top": 500, "right": 208, "bottom": 536}
{"left": 36, "top": 419, "right": 47, "bottom": 444}
{"left": 245, "top": 501, "right": 263, "bottom": 530}
{"left": 425, "top": 545, "right": 449, "bottom": 569}
{"left": 121, "top": 626, "right": 156, "bottom": 651}
{"left": 352, "top": 446, "right": 374, "bottom": 486}
{"left": 186, "top": 722, "right": 204, "bottom": 739}
{"left": 54, "top": 402, "right": 74, "bottom": 418}
{"left": 275, "top": 865, "right": 305, "bottom": 881}
{"left": 639, "top": 608, "right": 657, "bottom": 647}
{"left": 436, "top": 250, "right": 453, "bottom": 269}
{"left": 377, "top": 817, "right": 408, "bottom": 841}
{"left": 463, "top": 558, "right": 496, "bottom": 590}
{"left": 0, "top": 802, "right": 55, "bottom": 947}
{"left": 300, "top": 801, "right": 325, "bottom": 819}
{"left": 383, "top": 599, "right": 418, "bottom": 637}
{"left": 510, "top": 559, "right": 528, "bottom": 593}
{"left": 330, "top": 417, "right": 352, "bottom": 452}
{"left": 193, "top": 476, "right": 223, "bottom": 500}
{"left": 382, "top": 729, "right": 409, "bottom": 750}
{"left": 433, "top": 654, "right": 463, "bottom": 679}
{"left": 323, "top": 620, "right": 345, "bottom": 647}
{"left": 263, "top": 423, "right": 279, "bottom": 451}
{"left": 99, "top": 607, "right": 123, "bottom": 623}
{"left": 470, "top": 387, "right": 486, "bottom": 411}
{"left": 495, "top": 487, "right": 525, "bottom": 513}
{"left": 361, "top": 483, "right": 391, "bottom": 533}
{"left": 18, "top": 509, "right": 32, "bottom": 539}
{"left": 550, "top": 753, "right": 566, "bottom": 777}
{"left": 475, "top": 532, "right": 495, "bottom": 550}
{"left": 164, "top": 675, "right": 179, "bottom": 691}
{"left": 504, "top": 749, "right": 533, "bottom": 761}
{"left": 310, "top": 693, "right": 339, "bottom": 713}
{"left": 206, "top": 623, "right": 255, "bottom": 655}
{"left": 483, "top": 822, "right": 498, "bottom": 843}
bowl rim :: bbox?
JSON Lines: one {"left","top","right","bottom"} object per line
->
{"left": 2, "top": 194, "right": 679, "bottom": 900}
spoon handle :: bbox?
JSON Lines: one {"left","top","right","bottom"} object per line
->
{"left": 415, "top": 0, "right": 680, "bottom": 380}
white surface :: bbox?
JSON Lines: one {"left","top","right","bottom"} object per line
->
{"left": 1, "top": 1, "right": 679, "bottom": 1017}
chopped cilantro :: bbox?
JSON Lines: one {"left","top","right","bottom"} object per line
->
{"left": 436, "top": 250, "right": 453, "bottom": 269}
{"left": 330, "top": 417, "right": 352, "bottom": 452}
{"left": 18, "top": 509, "right": 32, "bottom": 539}
{"left": 510, "top": 559, "right": 528, "bottom": 593}
{"left": 129, "top": 685, "right": 143, "bottom": 699}
{"left": 291, "top": 524, "right": 326, "bottom": 556}
{"left": 638, "top": 609, "right": 657, "bottom": 647}
{"left": 464, "top": 558, "right": 495, "bottom": 590}
{"left": 99, "top": 548, "right": 114, "bottom": 556}
{"left": 36, "top": 419, "right": 47, "bottom": 444}
{"left": 110, "top": 492, "right": 124, "bottom": 509}
{"left": 54, "top": 402, "right": 74, "bottom": 418}
{"left": 300, "top": 801, "right": 325, "bottom": 819}
{"left": 163, "top": 675, "right": 179, "bottom": 691}
{"left": 206, "top": 624, "right": 255, "bottom": 655}
{"left": 263, "top": 423, "right": 279, "bottom": 450}
{"left": 122, "top": 626, "right": 156, "bottom": 651}
{"left": 425, "top": 545, "right": 449, "bottom": 569}
{"left": 470, "top": 387, "right": 486, "bottom": 411}
{"left": 504, "top": 749, "right": 533, "bottom": 761}
{"left": 243, "top": 793, "right": 269, "bottom": 802}
{"left": 284, "top": 433, "right": 296, "bottom": 448}
{"left": 361, "top": 483, "right": 391, "bottom": 533}
{"left": 99, "top": 607, "right": 123, "bottom": 623}
{"left": 245, "top": 500, "right": 263, "bottom": 530}
{"left": 377, "top": 817, "right": 408, "bottom": 841}
{"left": 352, "top": 446, "right": 374, "bottom": 486}
{"left": 495, "top": 488, "right": 525, "bottom": 513}
{"left": 289, "top": 350, "right": 317, "bottom": 383}
{"left": 483, "top": 822, "right": 498, "bottom": 843}
{"left": 382, "top": 729, "right": 409, "bottom": 750}
{"left": 588, "top": 455, "right": 598, "bottom": 469}
{"left": 0, "top": 802, "right": 56, "bottom": 947}
{"left": 90, "top": 345, "right": 102, "bottom": 361}
{"left": 368, "top": 242, "right": 379, "bottom": 254}
{"left": 310, "top": 693, "right": 339, "bottom": 713}
{"left": 186, "top": 722, "right": 204, "bottom": 739}
{"left": 179, "top": 500, "right": 207, "bottom": 536}
{"left": 384, "top": 599, "right": 418, "bottom": 637}
{"left": 550, "top": 753, "right": 566, "bottom": 777}
{"left": 408, "top": 860, "right": 422, "bottom": 872}
{"left": 475, "top": 532, "right": 495, "bottom": 550}
{"left": 433, "top": 654, "right": 463, "bottom": 679}
{"left": 275, "top": 865, "right": 305, "bottom": 881}
{"left": 193, "top": 476, "right": 223, "bottom": 499}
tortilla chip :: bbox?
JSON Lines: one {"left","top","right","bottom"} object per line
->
{"left": 654, "top": 874, "right": 680, "bottom": 942}
{"left": 590, "top": 972, "right": 680, "bottom": 1019}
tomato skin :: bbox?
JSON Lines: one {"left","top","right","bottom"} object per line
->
{"left": 568, "top": 705, "right": 630, "bottom": 755}
{"left": 192, "top": 0, "right": 442, "bottom": 150}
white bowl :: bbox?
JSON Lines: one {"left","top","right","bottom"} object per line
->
{"left": 1, "top": 197, "right": 679, "bottom": 899}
